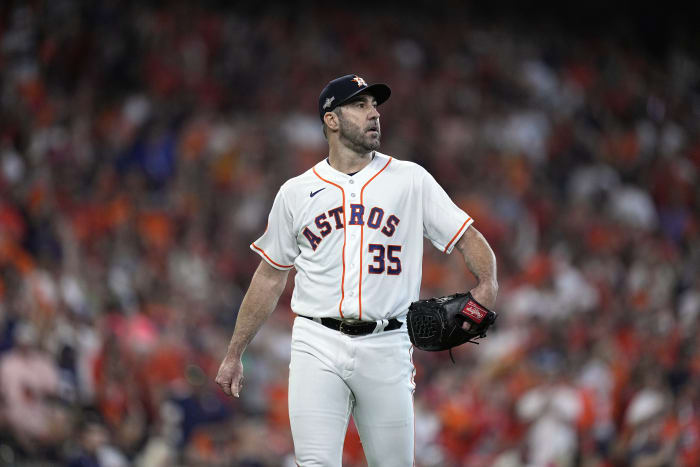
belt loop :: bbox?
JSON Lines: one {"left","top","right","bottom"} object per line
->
{"left": 373, "top": 319, "right": 389, "bottom": 334}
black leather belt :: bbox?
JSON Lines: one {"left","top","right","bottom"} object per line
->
{"left": 300, "top": 315, "right": 403, "bottom": 336}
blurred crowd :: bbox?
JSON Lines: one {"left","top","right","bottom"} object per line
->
{"left": 1, "top": 1, "right": 699, "bottom": 466}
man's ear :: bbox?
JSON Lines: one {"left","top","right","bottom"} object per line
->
{"left": 323, "top": 111, "right": 339, "bottom": 131}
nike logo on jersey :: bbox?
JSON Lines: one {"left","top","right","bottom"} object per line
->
{"left": 310, "top": 188, "right": 326, "bottom": 198}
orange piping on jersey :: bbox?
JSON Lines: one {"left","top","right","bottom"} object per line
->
{"left": 443, "top": 217, "right": 472, "bottom": 253}
{"left": 251, "top": 243, "right": 294, "bottom": 269}
{"left": 313, "top": 167, "right": 347, "bottom": 318}
{"left": 358, "top": 157, "right": 392, "bottom": 320}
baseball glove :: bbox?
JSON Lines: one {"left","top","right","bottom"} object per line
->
{"left": 407, "top": 292, "right": 497, "bottom": 362}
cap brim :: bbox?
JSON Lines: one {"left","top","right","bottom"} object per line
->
{"left": 337, "top": 83, "right": 391, "bottom": 108}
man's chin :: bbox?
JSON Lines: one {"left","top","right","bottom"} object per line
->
{"left": 365, "top": 137, "right": 381, "bottom": 151}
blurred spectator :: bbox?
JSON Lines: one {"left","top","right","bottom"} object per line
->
{"left": 67, "top": 413, "right": 129, "bottom": 467}
{"left": 0, "top": 322, "right": 63, "bottom": 458}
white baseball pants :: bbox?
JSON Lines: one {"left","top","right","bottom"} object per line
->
{"left": 288, "top": 316, "right": 416, "bottom": 466}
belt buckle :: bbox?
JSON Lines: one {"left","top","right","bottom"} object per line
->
{"left": 339, "top": 321, "right": 353, "bottom": 335}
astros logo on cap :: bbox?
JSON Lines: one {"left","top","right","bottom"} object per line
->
{"left": 318, "top": 74, "right": 391, "bottom": 121}
{"left": 352, "top": 76, "right": 367, "bottom": 87}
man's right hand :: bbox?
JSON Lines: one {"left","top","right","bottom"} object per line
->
{"left": 215, "top": 356, "right": 244, "bottom": 398}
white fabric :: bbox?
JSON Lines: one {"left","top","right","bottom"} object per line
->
{"left": 251, "top": 152, "right": 472, "bottom": 321}
{"left": 288, "top": 316, "right": 415, "bottom": 466}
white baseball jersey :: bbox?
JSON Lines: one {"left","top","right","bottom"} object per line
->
{"left": 251, "top": 151, "right": 473, "bottom": 321}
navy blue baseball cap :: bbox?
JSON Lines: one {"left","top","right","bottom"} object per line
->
{"left": 318, "top": 74, "right": 391, "bottom": 121}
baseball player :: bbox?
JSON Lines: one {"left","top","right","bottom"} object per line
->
{"left": 216, "top": 74, "right": 498, "bottom": 466}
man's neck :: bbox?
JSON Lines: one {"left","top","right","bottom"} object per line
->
{"left": 327, "top": 146, "right": 374, "bottom": 174}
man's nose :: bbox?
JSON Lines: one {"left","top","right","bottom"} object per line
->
{"left": 368, "top": 106, "right": 380, "bottom": 119}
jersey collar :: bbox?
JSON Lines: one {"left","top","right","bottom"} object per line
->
{"left": 314, "top": 151, "right": 390, "bottom": 184}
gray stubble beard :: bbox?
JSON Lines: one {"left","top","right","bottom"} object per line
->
{"left": 338, "top": 116, "right": 381, "bottom": 154}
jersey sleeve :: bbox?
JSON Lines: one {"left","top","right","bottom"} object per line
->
{"left": 250, "top": 187, "right": 299, "bottom": 270}
{"left": 421, "top": 170, "right": 473, "bottom": 254}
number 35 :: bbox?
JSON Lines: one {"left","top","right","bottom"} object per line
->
{"left": 368, "top": 244, "right": 401, "bottom": 275}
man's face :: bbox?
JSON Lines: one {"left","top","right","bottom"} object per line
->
{"left": 336, "top": 93, "right": 381, "bottom": 153}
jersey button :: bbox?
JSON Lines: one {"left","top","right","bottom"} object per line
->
{"left": 351, "top": 193, "right": 356, "bottom": 198}
{"left": 349, "top": 179, "right": 355, "bottom": 184}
